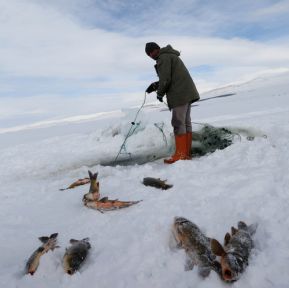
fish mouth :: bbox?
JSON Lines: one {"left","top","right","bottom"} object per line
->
{"left": 223, "top": 269, "right": 232, "bottom": 281}
{"left": 174, "top": 217, "right": 188, "bottom": 225}
{"left": 67, "top": 269, "right": 74, "bottom": 275}
{"left": 222, "top": 269, "right": 238, "bottom": 282}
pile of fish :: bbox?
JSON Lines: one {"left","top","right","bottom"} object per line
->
{"left": 82, "top": 171, "right": 142, "bottom": 213}
{"left": 171, "top": 217, "right": 257, "bottom": 282}
{"left": 60, "top": 171, "right": 175, "bottom": 212}
{"left": 25, "top": 218, "right": 256, "bottom": 279}
{"left": 60, "top": 170, "right": 142, "bottom": 213}
{"left": 28, "top": 172, "right": 257, "bottom": 282}
{"left": 25, "top": 234, "right": 90, "bottom": 276}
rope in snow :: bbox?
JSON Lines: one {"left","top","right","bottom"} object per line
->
{"left": 154, "top": 122, "right": 168, "bottom": 146}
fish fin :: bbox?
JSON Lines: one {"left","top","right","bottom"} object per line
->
{"left": 211, "top": 239, "right": 226, "bottom": 256}
{"left": 176, "top": 242, "right": 182, "bottom": 249}
{"left": 198, "top": 266, "right": 211, "bottom": 278}
{"left": 231, "top": 226, "right": 238, "bottom": 235}
{"left": 81, "top": 238, "right": 91, "bottom": 248}
{"left": 39, "top": 236, "right": 49, "bottom": 243}
{"left": 211, "top": 260, "right": 222, "bottom": 276}
{"left": 224, "top": 232, "right": 231, "bottom": 246}
{"left": 70, "top": 239, "right": 79, "bottom": 244}
{"left": 185, "top": 256, "right": 195, "bottom": 271}
{"left": 237, "top": 221, "right": 247, "bottom": 230}
{"left": 248, "top": 223, "right": 258, "bottom": 235}
{"left": 88, "top": 170, "right": 98, "bottom": 180}
{"left": 59, "top": 188, "right": 67, "bottom": 191}
{"left": 50, "top": 233, "right": 58, "bottom": 239}
{"left": 163, "top": 184, "right": 173, "bottom": 190}
{"left": 100, "top": 197, "right": 108, "bottom": 202}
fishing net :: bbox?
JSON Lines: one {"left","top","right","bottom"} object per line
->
{"left": 191, "top": 123, "right": 241, "bottom": 156}
{"left": 102, "top": 122, "right": 240, "bottom": 166}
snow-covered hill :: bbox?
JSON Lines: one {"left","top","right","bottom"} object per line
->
{"left": 0, "top": 71, "right": 289, "bottom": 288}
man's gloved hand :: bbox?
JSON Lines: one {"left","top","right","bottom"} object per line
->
{"left": 157, "top": 94, "right": 163, "bottom": 102}
{"left": 145, "top": 81, "right": 159, "bottom": 93}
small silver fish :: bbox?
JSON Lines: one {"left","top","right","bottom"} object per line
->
{"left": 142, "top": 177, "right": 173, "bottom": 190}
{"left": 63, "top": 238, "right": 91, "bottom": 275}
{"left": 211, "top": 221, "right": 257, "bottom": 282}
{"left": 25, "top": 233, "right": 59, "bottom": 275}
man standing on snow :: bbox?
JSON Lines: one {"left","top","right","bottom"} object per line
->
{"left": 145, "top": 42, "right": 200, "bottom": 164}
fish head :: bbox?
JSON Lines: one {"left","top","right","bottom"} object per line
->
{"left": 64, "top": 261, "right": 77, "bottom": 275}
{"left": 83, "top": 193, "right": 93, "bottom": 202}
{"left": 172, "top": 217, "right": 201, "bottom": 248}
{"left": 63, "top": 253, "right": 79, "bottom": 275}
{"left": 211, "top": 239, "right": 242, "bottom": 282}
{"left": 219, "top": 253, "right": 243, "bottom": 282}
{"left": 172, "top": 217, "right": 188, "bottom": 240}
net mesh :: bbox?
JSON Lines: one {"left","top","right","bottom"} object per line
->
{"left": 191, "top": 124, "right": 241, "bottom": 156}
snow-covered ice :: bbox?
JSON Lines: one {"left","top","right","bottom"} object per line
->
{"left": 0, "top": 72, "right": 289, "bottom": 288}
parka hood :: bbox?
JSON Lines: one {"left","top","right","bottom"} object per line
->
{"left": 159, "top": 45, "right": 180, "bottom": 57}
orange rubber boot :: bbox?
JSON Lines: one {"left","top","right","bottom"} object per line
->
{"left": 186, "top": 132, "right": 192, "bottom": 159}
{"left": 164, "top": 134, "right": 187, "bottom": 164}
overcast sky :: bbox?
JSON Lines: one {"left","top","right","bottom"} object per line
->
{"left": 1, "top": 0, "right": 289, "bottom": 115}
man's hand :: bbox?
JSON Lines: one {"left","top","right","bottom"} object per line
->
{"left": 157, "top": 94, "right": 163, "bottom": 102}
{"left": 145, "top": 81, "right": 159, "bottom": 93}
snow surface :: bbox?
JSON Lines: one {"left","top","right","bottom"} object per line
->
{"left": 0, "top": 72, "right": 289, "bottom": 288}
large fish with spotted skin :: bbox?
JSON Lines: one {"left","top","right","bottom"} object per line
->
{"left": 63, "top": 238, "right": 91, "bottom": 275}
{"left": 211, "top": 221, "right": 257, "bottom": 282}
{"left": 172, "top": 217, "right": 221, "bottom": 277}
{"left": 25, "top": 233, "right": 59, "bottom": 275}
